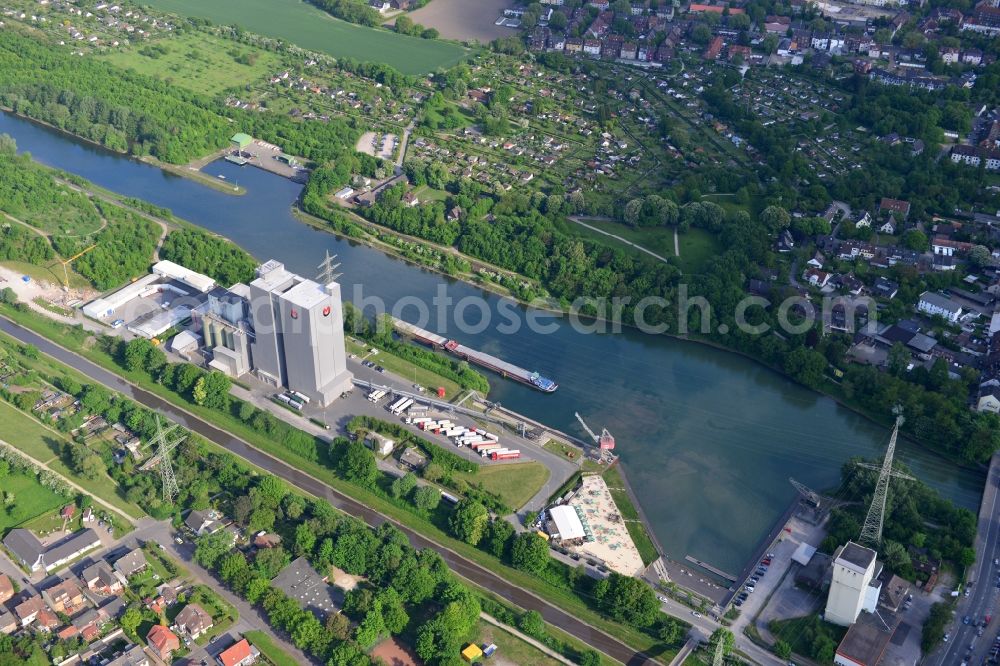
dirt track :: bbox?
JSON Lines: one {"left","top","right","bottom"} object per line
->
{"left": 404, "top": 0, "right": 516, "bottom": 43}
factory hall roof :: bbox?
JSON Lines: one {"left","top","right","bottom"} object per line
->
{"left": 271, "top": 557, "right": 341, "bottom": 618}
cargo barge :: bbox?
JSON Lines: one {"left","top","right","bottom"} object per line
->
{"left": 392, "top": 317, "right": 558, "bottom": 393}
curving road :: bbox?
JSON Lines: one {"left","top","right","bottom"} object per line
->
{"left": 0, "top": 315, "right": 659, "bottom": 666}
{"left": 930, "top": 452, "right": 1000, "bottom": 666}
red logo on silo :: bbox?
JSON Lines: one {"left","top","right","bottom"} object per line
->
{"left": 322, "top": 306, "right": 331, "bottom": 317}
{"left": 290, "top": 309, "right": 299, "bottom": 319}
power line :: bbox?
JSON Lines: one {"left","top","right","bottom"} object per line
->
{"left": 142, "top": 415, "right": 186, "bottom": 504}
{"left": 858, "top": 411, "right": 914, "bottom": 548}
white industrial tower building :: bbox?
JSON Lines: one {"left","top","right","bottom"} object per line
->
{"left": 825, "top": 541, "right": 881, "bottom": 626}
{"left": 249, "top": 260, "right": 353, "bottom": 406}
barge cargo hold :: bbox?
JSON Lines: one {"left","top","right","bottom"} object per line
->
{"left": 392, "top": 318, "right": 558, "bottom": 393}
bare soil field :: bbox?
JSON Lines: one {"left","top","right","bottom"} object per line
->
{"left": 403, "top": 0, "right": 516, "bottom": 43}
{"left": 371, "top": 637, "right": 420, "bottom": 666}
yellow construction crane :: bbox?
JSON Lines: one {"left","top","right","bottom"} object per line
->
{"left": 55, "top": 243, "right": 97, "bottom": 289}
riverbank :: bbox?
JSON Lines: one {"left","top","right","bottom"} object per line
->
{"left": 296, "top": 196, "right": 986, "bottom": 483}
{"left": 0, "top": 108, "right": 246, "bottom": 196}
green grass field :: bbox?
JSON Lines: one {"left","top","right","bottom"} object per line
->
{"left": 475, "top": 618, "right": 565, "bottom": 666}
{"left": 563, "top": 218, "right": 721, "bottom": 277}
{"left": 141, "top": 0, "right": 471, "bottom": 74}
{"left": 99, "top": 31, "right": 282, "bottom": 95}
{"left": 244, "top": 630, "right": 300, "bottom": 666}
{"left": 0, "top": 472, "right": 66, "bottom": 532}
{"left": 453, "top": 461, "right": 549, "bottom": 510}
{"left": 0, "top": 400, "right": 63, "bottom": 460}
{"left": 345, "top": 338, "right": 465, "bottom": 398}
{"left": 676, "top": 228, "right": 722, "bottom": 276}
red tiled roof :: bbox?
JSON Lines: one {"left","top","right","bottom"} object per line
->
{"left": 219, "top": 639, "right": 254, "bottom": 666}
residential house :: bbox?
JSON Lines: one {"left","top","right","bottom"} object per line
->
{"left": 878, "top": 219, "right": 896, "bottom": 235}
{"left": 777, "top": 229, "right": 795, "bottom": 252}
{"left": 83, "top": 560, "right": 125, "bottom": 595}
{"left": 963, "top": 48, "right": 983, "bottom": 65}
{"left": 878, "top": 197, "right": 910, "bottom": 219}
{"left": 0, "top": 574, "right": 12, "bottom": 604}
{"left": 804, "top": 268, "right": 831, "bottom": 288}
{"left": 806, "top": 252, "right": 825, "bottom": 269}
{"left": 0, "top": 611, "right": 16, "bottom": 635}
{"left": 932, "top": 238, "right": 974, "bottom": 271}
{"left": 14, "top": 595, "right": 47, "bottom": 627}
{"left": 35, "top": 609, "right": 59, "bottom": 632}
{"left": 838, "top": 240, "right": 877, "bottom": 261}
{"left": 962, "top": 1, "right": 1000, "bottom": 35}
{"left": 978, "top": 384, "right": 1000, "bottom": 413}
{"left": 147, "top": 624, "right": 180, "bottom": 661}
{"left": 836, "top": 274, "right": 865, "bottom": 296}
{"left": 853, "top": 211, "right": 872, "bottom": 228}
{"left": 2, "top": 528, "right": 100, "bottom": 573}
{"left": 175, "top": 603, "right": 214, "bottom": 639}
{"left": 874, "top": 277, "right": 899, "bottom": 299}
{"left": 253, "top": 532, "right": 282, "bottom": 549}
{"left": 185, "top": 509, "right": 221, "bottom": 536}
{"left": 218, "top": 638, "right": 261, "bottom": 666}
{"left": 364, "top": 432, "right": 395, "bottom": 457}
{"left": 583, "top": 39, "right": 602, "bottom": 55}
{"left": 106, "top": 645, "right": 150, "bottom": 666}
{"left": 41, "top": 578, "right": 85, "bottom": 614}
{"left": 399, "top": 446, "right": 428, "bottom": 470}
{"left": 114, "top": 548, "right": 148, "bottom": 578}
{"left": 950, "top": 144, "right": 1000, "bottom": 171}
{"left": 918, "top": 291, "right": 963, "bottom": 322}
{"left": 704, "top": 36, "right": 724, "bottom": 60}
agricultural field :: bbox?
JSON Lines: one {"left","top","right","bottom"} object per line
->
{"left": 99, "top": 31, "right": 282, "bottom": 96}
{"left": 452, "top": 461, "right": 549, "bottom": 510}
{"left": 142, "top": 0, "right": 472, "bottom": 74}
{"left": 0, "top": 471, "right": 66, "bottom": 532}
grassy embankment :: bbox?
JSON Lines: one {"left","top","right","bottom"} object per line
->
{"left": 602, "top": 465, "right": 660, "bottom": 567}
{"left": 141, "top": 0, "right": 471, "bottom": 75}
{"left": 345, "top": 337, "right": 465, "bottom": 398}
{"left": 0, "top": 304, "right": 676, "bottom": 663}
{"left": 453, "top": 462, "right": 550, "bottom": 511}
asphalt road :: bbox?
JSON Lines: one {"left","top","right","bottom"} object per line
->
{"left": 932, "top": 452, "right": 1000, "bottom": 666}
{"left": 0, "top": 316, "right": 659, "bottom": 665}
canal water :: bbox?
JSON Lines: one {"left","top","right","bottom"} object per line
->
{"left": 0, "top": 111, "right": 985, "bottom": 574}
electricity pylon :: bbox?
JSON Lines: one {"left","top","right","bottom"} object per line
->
{"left": 317, "top": 250, "right": 342, "bottom": 287}
{"left": 141, "top": 415, "right": 187, "bottom": 503}
{"left": 789, "top": 478, "right": 822, "bottom": 508}
{"left": 858, "top": 411, "right": 914, "bottom": 548}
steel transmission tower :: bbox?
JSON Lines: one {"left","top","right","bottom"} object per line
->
{"left": 317, "top": 250, "right": 342, "bottom": 286}
{"left": 858, "top": 413, "right": 914, "bottom": 548}
{"left": 142, "top": 415, "right": 187, "bottom": 503}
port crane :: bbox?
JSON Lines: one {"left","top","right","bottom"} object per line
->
{"left": 53, "top": 243, "right": 97, "bottom": 290}
{"left": 574, "top": 412, "right": 615, "bottom": 450}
